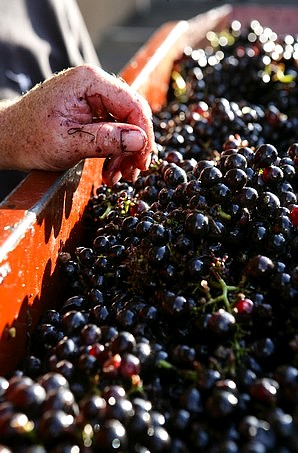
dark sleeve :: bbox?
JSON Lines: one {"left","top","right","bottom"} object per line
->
{"left": 0, "top": 0, "right": 100, "bottom": 99}
{"left": 0, "top": 0, "right": 100, "bottom": 200}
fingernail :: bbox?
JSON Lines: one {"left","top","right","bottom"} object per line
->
{"left": 131, "top": 168, "right": 141, "bottom": 183}
{"left": 102, "top": 167, "right": 122, "bottom": 186}
{"left": 145, "top": 152, "right": 152, "bottom": 169}
{"left": 110, "top": 170, "right": 122, "bottom": 185}
{"left": 120, "top": 129, "right": 146, "bottom": 152}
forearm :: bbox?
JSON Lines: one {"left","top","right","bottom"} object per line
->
{"left": 0, "top": 97, "right": 23, "bottom": 170}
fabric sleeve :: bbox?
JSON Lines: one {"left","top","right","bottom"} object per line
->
{"left": 0, "top": 0, "right": 100, "bottom": 99}
{"left": 0, "top": 0, "right": 101, "bottom": 200}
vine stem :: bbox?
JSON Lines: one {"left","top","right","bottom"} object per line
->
{"left": 157, "top": 359, "right": 197, "bottom": 381}
{"left": 216, "top": 206, "right": 232, "bottom": 221}
{"left": 205, "top": 276, "right": 238, "bottom": 312}
{"left": 99, "top": 203, "right": 113, "bottom": 220}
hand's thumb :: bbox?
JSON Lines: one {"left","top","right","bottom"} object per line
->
{"left": 66, "top": 122, "right": 148, "bottom": 158}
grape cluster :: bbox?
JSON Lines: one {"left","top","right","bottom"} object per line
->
{"left": 162, "top": 19, "right": 298, "bottom": 156}
{"left": 0, "top": 20, "right": 297, "bottom": 452}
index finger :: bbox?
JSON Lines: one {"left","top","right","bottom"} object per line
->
{"left": 84, "top": 65, "right": 155, "bottom": 170}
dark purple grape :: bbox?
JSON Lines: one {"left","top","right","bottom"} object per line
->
{"left": 147, "top": 245, "right": 170, "bottom": 266}
{"left": 236, "top": 186, "right": 259, "bottom": 208}
{"left": 193, "top": 159, "right": 215, "bottom": 178}
{"left": 93, "top": 419, "right": 128, "bottom": 451}
{"left": 184, "top": 211, "right": 209, "bottom": 238}
{"left": 244, "top": 255, "right": 275, "bottom": 280}
{"left": 257, "top": 191, "right": 281, "bottom": 217}
{"left": 206, "top": 388, "right": 238, "bottom": 418}
{"left": 110, "top": 331, "right": 136, "bottom": 355}
{"left": 38, "top": 410, "right": 76, "bottom": 447}
{"left": 198, "top": 166, "right": 223, "bottom": 187}
{"left": 61, "top": 311, "right": 87, "bottom": 336}
{"left": 254, "top": 144, "right": 278, "bottom": 168}
{"left": 223, "top": 168, "right": 247, "bottom": 190}
{"left": 93, "top": 235, "right": 111, "bottom": 254}
{"left": 207, "top": 309, "right": 236, "bottom": 338}
{"left": 223, "top": 152, "right": 247, "bottom": 171}
{"left": 163, "top": 164, "right": 188, "bottom": 187}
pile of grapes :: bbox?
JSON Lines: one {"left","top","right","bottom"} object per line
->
{"left": 0, "top": 20, "right": 297, "bottom": 452}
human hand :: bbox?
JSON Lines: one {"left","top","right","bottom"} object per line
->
{"left": 0, "top": 64, "right": 155, "bottom": 185}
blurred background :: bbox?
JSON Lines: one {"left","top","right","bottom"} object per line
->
{"left": 77, "top": 0, "right": 298, "bottom": 74}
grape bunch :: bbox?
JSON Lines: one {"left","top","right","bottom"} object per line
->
{"left": 0, "top": 20, "right": 297, "bottom": 452}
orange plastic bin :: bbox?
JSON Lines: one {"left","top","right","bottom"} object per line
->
{"left": 0, "top": 3, "right": 297, "bottom": 375}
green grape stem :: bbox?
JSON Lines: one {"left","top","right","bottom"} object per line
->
{"left": 157, "top": 359, "right": 197, "bottom": 381}
{"left": 216, "top": 206, "right": 232, "bottom": 221}
{"left": 205, "top": 274, "right": 238, "bottom": 312}
{"left": 99, "top": 202, "right": 113, "bottom": 220}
